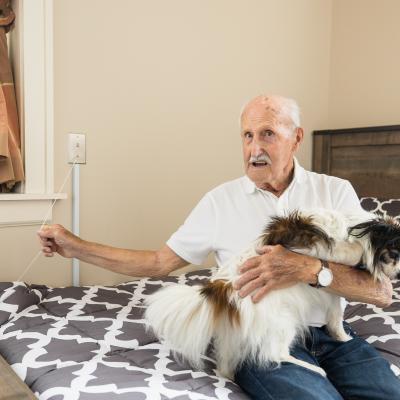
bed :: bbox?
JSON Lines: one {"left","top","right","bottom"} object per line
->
{"left": 0, "top": 125, "right": 399, "bottom": 399}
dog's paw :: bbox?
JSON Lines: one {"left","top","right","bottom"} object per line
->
{"left": 337, "top": 332, "right": 352, "bottom": 342}
{"left": 328, "top": 329, "right": 352, "bottom": 342}
{"left": 326, "top": 322, "right": 353, "bottom": 342}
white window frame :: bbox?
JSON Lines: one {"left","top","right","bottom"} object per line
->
{"left": 0, "top": 0, "right": 66, "bottom": 226}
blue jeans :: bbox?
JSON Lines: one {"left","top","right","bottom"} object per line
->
{"left": 234, "top": 323, "right": 400, "bottom": 400}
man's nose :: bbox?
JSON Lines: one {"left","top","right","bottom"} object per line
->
{"left": 250, "top": 141, "right": 265, "bottom": 157}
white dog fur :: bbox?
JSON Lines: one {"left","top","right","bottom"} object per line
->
{"left": 145, "top": 209, "right": 400, "bottom": 378}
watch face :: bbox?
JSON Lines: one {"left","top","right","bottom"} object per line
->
{"left": 319, "top": 268, "right": 333, "bottom": 287}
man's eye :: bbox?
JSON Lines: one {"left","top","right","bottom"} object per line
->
{"left": 264, "top": 130, "right": 274, "bottom": 137}
{"left": 244, "top": 132, "right": 252, "bottom": 139}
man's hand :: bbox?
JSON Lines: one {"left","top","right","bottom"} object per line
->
{"left": 37, "top": 226, "right": 189, "bottom": 278}
{"left": 233, "top": 245, "right": 320, "bottom": 303}
{"left": 37, "top": 224, "right": 82, "bottom": 259}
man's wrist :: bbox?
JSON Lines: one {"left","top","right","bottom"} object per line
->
{"left": 299, "top": 255, "right": 321, "bottom": 285}
{"left": 71, "top": 237, "right": 86, "bottom": 258}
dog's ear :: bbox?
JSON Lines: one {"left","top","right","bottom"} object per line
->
{"left": 348, "top": 217, "right": 400, "bottom": 240}
{"left": 348, "top": 218, "right": 382, "bottom": 239}
{"left": 349, "top": 217, "right": 400, "bottom": 266}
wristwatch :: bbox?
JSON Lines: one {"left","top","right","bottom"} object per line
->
{"left": 310, "top": 259, "right": 333, "bottom": 288}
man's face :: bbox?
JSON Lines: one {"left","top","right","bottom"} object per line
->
{"left": 240, "top": 102, "right": 303, "bottom": 189}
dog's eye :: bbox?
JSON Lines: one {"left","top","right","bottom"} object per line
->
{"left": 389, "top": 249, "right": 400, "bottom": 260}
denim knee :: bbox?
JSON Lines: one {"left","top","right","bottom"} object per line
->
{"left": 235, "top": 361, "right": 343, "bottom": 400}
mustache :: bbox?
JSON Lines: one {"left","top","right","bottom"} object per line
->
{"left": 249, "top": 154, "right": 272, "bottom": 165}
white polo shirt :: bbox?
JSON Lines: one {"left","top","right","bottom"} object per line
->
{"left": 167, "top": 159, "right": 363, "bottom": 326}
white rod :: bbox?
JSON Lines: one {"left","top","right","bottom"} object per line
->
{"left": 72, "top": 164, "right": 80, "bottom": 286}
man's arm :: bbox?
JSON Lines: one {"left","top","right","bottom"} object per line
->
{"left": 38, "top": 224, "right": 189, "bottom": 277}
{"left": 300, "top": 254, "right": 393, "bottom": 308}
{"left": 233, "top": 244, "right": 393, "bottom": 308}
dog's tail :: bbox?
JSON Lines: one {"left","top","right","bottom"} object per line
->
{"left": 145, "top": 279, "right": 239, "bottom": 369}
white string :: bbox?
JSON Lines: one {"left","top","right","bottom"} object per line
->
{"left": 17, "top": 250, "right": 42, "bottom": 282}
{"left": 39, "top": 160, "right": 77, "bottom": 230}
{"left": 17, "top": 161, "right": 77, "bottom": 282}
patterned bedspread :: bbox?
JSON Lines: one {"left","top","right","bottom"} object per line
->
{"left": 0, "top": 269, "right": 249, "bottom": 400}
{"left": 0, "top": 267, "right": 399, "bottom": 400}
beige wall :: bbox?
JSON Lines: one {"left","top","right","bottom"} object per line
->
{"left": 6, "top": 0, "right": 397, "bottom": 286}
{"left": 329, "top": 0, "right": 400, "bottom": 128}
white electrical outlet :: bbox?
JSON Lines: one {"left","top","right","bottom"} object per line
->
{"left": 68, "top": 133, "right": 86, "bottom": 164}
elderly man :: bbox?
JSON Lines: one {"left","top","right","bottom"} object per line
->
{"left": 38, "top": 95, "right": 399, "bottom": 400}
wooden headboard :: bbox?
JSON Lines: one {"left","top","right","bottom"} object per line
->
{"left": 312, "top": 125, "right": 400, "bottom": 199}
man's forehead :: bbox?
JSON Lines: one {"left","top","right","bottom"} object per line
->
{"left": 241, "top": 96, "right": 291, "bottom": 129}
{"left": 241, "top": 103, "right": 281, "bottom": 127}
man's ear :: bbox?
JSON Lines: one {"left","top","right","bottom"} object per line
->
{"left": 292, "top": 127, "right": 304, "bottom": 151}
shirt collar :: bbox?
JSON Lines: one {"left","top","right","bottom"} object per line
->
{"left": 243, "top": 157, "right": 306, "bottom": 194}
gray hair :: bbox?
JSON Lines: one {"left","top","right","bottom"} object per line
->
{"left": 239, "top": 95, "right": 301, "bottom": 131}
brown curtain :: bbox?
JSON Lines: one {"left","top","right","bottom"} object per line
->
{"left": 0, "top": 0, "right": 24, "bottom": 192}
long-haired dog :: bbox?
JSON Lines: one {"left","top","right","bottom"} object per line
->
{"left": 145, "top": 209, "right": 400, "bottom": 377}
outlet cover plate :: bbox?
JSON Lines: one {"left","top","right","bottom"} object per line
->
{"left": 68, "top": 133, "right": 86, "bottom": 164}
